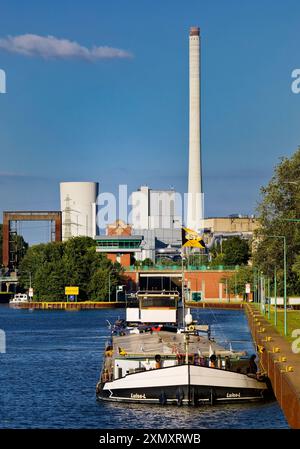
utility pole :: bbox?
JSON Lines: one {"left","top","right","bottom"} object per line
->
{"left": 283, "top": 236, "right": 287, "bottom": 336}
{"left": 267, "top": 276, "right": 271, "bottom": 320}
{"left": 181, "top": 253, "right": 185, "bottom": 328}
{"left": 108, "top": 272, "right": 111, "bottom": 302}
{"left": 269, "top": 235, "right": 287, "bottom": 336}
{"left": 274, "top": 267, "right": 277, "bottom": 327}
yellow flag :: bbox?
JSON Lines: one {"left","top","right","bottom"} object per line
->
{"left": 182, "top": 227, "right": 206, "bottom": 249}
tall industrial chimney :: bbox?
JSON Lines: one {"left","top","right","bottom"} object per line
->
{"left": 187, "top": 26, "right": 203, "bottom": 232}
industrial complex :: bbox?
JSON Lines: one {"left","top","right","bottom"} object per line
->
{"left": 1, "top": 27, "right": 258, "bottom": 298}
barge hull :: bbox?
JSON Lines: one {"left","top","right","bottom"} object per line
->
{"left": 97, "top": 364, "right": 267, "bottom": 405}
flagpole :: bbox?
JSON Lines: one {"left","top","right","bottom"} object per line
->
{"left": 181, "top": 227, "right": 207, "bottom": 329}
{"left": 181, "top": 250, "right": 185, "bottom": 329}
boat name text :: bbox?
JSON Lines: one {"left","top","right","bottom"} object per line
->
{"left": 130, "top": 393, "right": 146, "bottom": 399}
{"left": 226, "top": 392, "right": 241, "bottom": 398}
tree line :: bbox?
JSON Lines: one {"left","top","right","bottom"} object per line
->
{"left": 18, "top": 236, "right": 123, "bottom": 301}
{"left": 4, "top": 147, "right": 300, "bottom": 299}
{"left": 0, "top": 224, "right": 28, "bottom": 270}
{"left": 224, "top": 147, "right": 300, "bottom": 297}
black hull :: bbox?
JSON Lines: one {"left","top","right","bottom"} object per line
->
{"left": 97, "top": 384, "right": 266, "bottom": 405}
{"left": 97, "top": 358, "right": 269, "bottom": 406}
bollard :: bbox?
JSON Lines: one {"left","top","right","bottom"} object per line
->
{"left": 272, "top": 347, "right": 280, "bottom": 353}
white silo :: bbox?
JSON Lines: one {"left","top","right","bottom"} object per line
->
{"left": 60, "top": 182, "right": 99, "bottom": 241}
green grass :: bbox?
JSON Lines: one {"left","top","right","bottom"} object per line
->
{"left": 253, "top": 304, "right": 300, "bottom": 342}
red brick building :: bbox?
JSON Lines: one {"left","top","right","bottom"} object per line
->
{"left": 123, "top": 268, "right": 235, "bottom": 300}
{"left": 95, "top": 220, "right": 143, "bottom": 267}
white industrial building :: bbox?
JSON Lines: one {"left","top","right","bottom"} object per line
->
{"left": 131, "top": 186, "right": 181, "bottom": 231}
{"left": 133, "top": 228, "right": 182, "bottom": 261}
{"left": 60, "top": 182, "right": 99, "bottom": 241}
{"left": 130, "top": 186, "right": 182, "bottom": 261}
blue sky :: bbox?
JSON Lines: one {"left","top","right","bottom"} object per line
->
{"left": 0, "top": 0, "right": 300, "bottom": 242}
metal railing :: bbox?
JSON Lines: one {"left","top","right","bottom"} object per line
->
{"left": 127, "top": 265, "right": 239, "bottom": 271}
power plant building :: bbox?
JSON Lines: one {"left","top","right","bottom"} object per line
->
{"left": 130, "top": 186, "right": 182, "bottom": 261}
{"left": 60, "top": 182, "right": 99, "bottom": 240}
{"left": 131, "top": 186, "right": 181, "bottom": 231}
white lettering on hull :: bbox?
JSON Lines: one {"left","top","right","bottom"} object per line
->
{"left": 130, "top": 393, "right": 146, "bottom": 399}
{"left": 226, "top": 392, "right": 241, "bottom": 398}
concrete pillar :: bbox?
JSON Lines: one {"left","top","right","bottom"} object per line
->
{"left": 201, "top": 279, "right": 205, "bottom": 300}
{"left": 219, "top": 283, "right": 223, "bottom": 302}
{"left": 2, "top": 214, "right": 10, "bottom": 267}
{"left": 55, "top": 213, "right": 62, "bottom": 242}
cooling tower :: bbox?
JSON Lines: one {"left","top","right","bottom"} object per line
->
{"left": 60, "top": 182, "right": 99, "bottom": 240}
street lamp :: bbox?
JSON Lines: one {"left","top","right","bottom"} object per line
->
{"left": 253, "top": 266, "right": 259, "bottom": 303}
{"left": 108, "top": 272, "right": 111, "bottom": 302}
{"left": 257, "top": 269, "right": 262, "bottom": 305}
{"left": 234, "top": 269, "right": 237, "bottom": 299}
{"left": 268, "top": 235, "right": 287, "bottom": 336}
{"left": 274, "top": 266, "right": 277, "bottom": 327}
{"left": 267, "top": 276, "right": 271, "bottom": 320}
{"left": 259, "top": 272, "right": 265, "bottom": 314}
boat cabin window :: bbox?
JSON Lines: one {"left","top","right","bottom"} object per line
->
{"left": 140, "top": 296, "right": 177, "bottom": 308}
{"left": 126, "top": 298, "right": 139, "bottom": 308}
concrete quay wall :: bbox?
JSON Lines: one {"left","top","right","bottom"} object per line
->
{"left": 245, "top": 304, "right": 300, "bottom": 428}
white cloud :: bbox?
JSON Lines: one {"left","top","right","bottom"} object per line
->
{"left": 0, "top": 34, "right": 133, "bottom": 60}
{"left": 0, "top": 171, "right": 30, "bottom": 178}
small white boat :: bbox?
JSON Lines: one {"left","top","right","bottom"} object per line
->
{"left": 9, "top": 293, "right": 29, "bottom": 306}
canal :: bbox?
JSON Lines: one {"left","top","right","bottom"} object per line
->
{"left": 0, "top": 305, "right": 288, "bottom": 428}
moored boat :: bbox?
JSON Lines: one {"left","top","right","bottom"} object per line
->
{"left": 9, "top": 293, "right": 29, "bottom": 306}
{"left": 96, "top": 290, "right": 269, "bottom": 405}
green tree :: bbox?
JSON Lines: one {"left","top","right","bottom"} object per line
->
{"left": 11, "top": 234, "right": 29, "bottom": 268}
{"left": 156, "top": 257, "right": 179, "bottom": 266}
{"left": 62, "top": 237, "right": 101, "bottom": 299}
{"left": 0, "top": 224, "right": 28, "bottom": 269}
{"left": 141, "top": 258, "right": 154, "bottom": 267}
{"left": 209, "top": 237, "right": 250, "bottom": 267}
{"left": 222, "top": 237, "right": 250, "bottom": 266}
{"left": 88, "top": 263, "right": 121, "bottom": 300}
{"left": 221, "top": 265, "right": 253, "bottom": 296}
{"left": 134, "top": 258, "right": 155, "bottom": 268}
{"left": 19, "top": 237, "right": 123, "bottom": 301}
{"left": 254, "top": 147, "right": 300, "bottom": 295}
{"left": 19, "top": 241, "right": 65, "bottom": 300}
{"left": 88, "top": 269, "right": 109, "bottom": 300}
{"left": 292, "top": 254, "right": 300, "bottom": 279}
{"left": 209, "top": 253, "right": 225, "bottom": 267}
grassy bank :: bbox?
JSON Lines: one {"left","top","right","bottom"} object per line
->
{"left": 254, "top": 304, "right": 300, "bottom": 342}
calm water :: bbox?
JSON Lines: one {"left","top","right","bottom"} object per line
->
{"left": 0, "top": 305, "right": 288, "bottom": 429}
